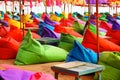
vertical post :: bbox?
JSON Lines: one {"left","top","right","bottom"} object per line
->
{"left": 44, "top": 0, "right": 47, "bottom": 13}
{"left": 52, "top": 5, "right": 54, "bottom": 13}
{"left": 71, "top": 2, "right": 72, "bottom": 13}
{"left": 88, "top": 0, "right": 91, "bottom": 28}
{"left": 96, "top": 0, "right": 100, "bottom": 61}
{"left": 19, "top": 0, "right": 22, "bottom": 29}
{"left": 116, "top": 3, "right": 118, "bottom": 15}
{"left": 64, "top": 2, "right": 66, "bottom": 13}
{"left": 12, "top": 0, "right": 14, "bottom": 12}
{"left": 4, "top": 0, "right": 7, "bottom": 12}
{"left": 22, "top": 0, "right": 25, "bottom": 37}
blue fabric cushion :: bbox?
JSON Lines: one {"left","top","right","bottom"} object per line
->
{"left": 66, "top": 40, "right": 97, "bottom": 64}
{"left": 39, "top": 21, "right": 54, "bottom": 35}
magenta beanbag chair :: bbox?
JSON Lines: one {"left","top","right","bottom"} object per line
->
{"left": 82, "top": 29, "right": 120, "bottom": 52}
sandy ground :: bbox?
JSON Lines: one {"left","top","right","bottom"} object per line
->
{"left": 0, "top": 59, "right": 94, "bottom": 80}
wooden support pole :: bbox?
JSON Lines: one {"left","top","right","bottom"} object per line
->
{"left": 96, "top": 0, "right": 100, "bottom": 61}
{"left": 88, "top": 0, "right": 91, "bottom": 28}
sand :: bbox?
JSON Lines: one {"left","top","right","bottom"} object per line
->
{"left": 0, "top": 59, "right": 94, "bottom": 80}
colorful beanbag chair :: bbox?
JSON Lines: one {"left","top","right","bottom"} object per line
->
{"left": 106, "top": 29, "right": 120, "bottom": 45}
{"left": 33, "top": 18, "right": 41, "bottom": 25}
{"left": 39, "top": 21, "right": 54, "bottom": 35}
{"left": 0, "top": 37, "right": 20, "bottom": 59}
{"left": 54, "top": 24, "right": 83, "bottom": 38}
{"left": 0, "top": 20, "right": 8, "bottom": 27}
{"left": 50, "top": 13, "right": 61, "bottom": 22}
{"left": 0, "top": 68, "right": 33, "bottom": 80}
{"left": 99, "top": 21, "right": 112, "bottom": 31}
{"left": 68, "top": 13, "right": 75, "bottom": 21}
{"left": 72, "top": 20, "right": 84, "bottom": 34}
{"left": 0, "top": 26, "right": 10, "bottom": 37}
{"left": 66, "top": 40, "right": 97, "bottom": 64}
{"left": 112, "top": 20, "right": 120, "bottom": 31}
{"left": 82, "top": 29, "right": 120, "bottom": 52}
{"left": 0, "top": 64, "right": 55, "bottom": 80}
{"left": 15, "top": 30, "right": 68, "bottom": 65}
{"left": 60, "top": 18, "right": 73, "bottom": 27}
{"left": 6, "top": 25, "right": 40, "bottom": 42}
{"left": 30, "top": 72, "right": 56, "bottom": 80}
{"left": 58, "top": 33, "right": 83, "bottom": 51}
{"left": 25, "top": 22, "right": 38, "bottom": 28}
{"left": 99, "top": 13, "right": 108, "bottom": 22}
{"left": 44, "top": 16, "right": 56, "bottom": 26}
{"left": 41, "top": 27, "right": 60, "bottom": 39}
{"left": 94, "top": 51, "right": 120, "bottom": 80}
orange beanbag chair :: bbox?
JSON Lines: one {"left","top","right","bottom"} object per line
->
{"left": 82, "top": 29, "right": 120, "bottom": 52}
{"left": 0, "top": 37, "right": 20, "bottom": 59}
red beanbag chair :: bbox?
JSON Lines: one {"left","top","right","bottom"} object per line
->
{"left": 30, "top": 72, "right": 56, "bottom": 80}
{"left": 0, "top": 37, "right": 20, "bottom": 59}
{"left": 0, "top": 26, "right": 10, "bottom": 37}
{"left": 54, "top": 24, "right": 83, "bottom": 38}
{"left": 60, "top": 18, "right": 74, "bottom": 27}
{"left": 5, "top": 25, "right": 41, "bottom": 42}
{"left": 82, "top": 29, "right": 120, "bottom": 52}
{"left": 33, "top": 18, "right": 40, "bottom": 25}
{"left": 99, "top": 21, "right": 112, "bottom": 31}
{"left": 106, "top": 29, "right": 120, "bottom": 45}
{"left": 25, "top": 22, "right": 38, "bottom": 28}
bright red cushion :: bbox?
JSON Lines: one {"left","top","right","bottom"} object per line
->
{"left": 0, "top": 26, "right": 10, "bottom": 37}
{"left": 99, "top": 21, "right": 112, "bottom": 31}
{"left": 0, "top": 37, "right": 20, "bottom": 59}
{"left": 106, "top": 29, "right": 120, "bottom": 45}
{"left": 82, "top": 29, "right": 120, "bottom": 52}
{"left": 5, "top": 25, "right": 41, "bottom": 42}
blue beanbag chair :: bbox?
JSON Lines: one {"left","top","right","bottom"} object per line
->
{"left": 66, "top": 40, "right": 97, "bottom": 64}
{"left": 39, "top": 21, "right": 54, "bottom": 35}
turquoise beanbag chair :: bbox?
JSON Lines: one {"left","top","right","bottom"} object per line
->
{"left": 15, "top": 30, "right": 68, "bottom": 65}
{"left": 66, "top": 40, "right": 97, "bottom": 64}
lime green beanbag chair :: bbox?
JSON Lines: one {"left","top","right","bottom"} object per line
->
{"left": 94, "top": 52, "right": 120, "bottom": 80}
{"left": 15, "top": 30, "right": 68, "bottom": 65}
{"left": 58, "top": 33, "right": 83, "bottom": 52}
{"left": 72, "top": 21, "right": 84, "bottom": 34}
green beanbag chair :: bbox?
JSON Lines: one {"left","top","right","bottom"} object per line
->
{"left": 42, "top": 45, "right": 68, "bottom": 62}
{"left": 58, "top": 33, "right": 83, "bottom": 51}
{"left": 94, "top": 52, "right": 120, "bottom": 80}
{"left": 72, "top": 21, "right": 84, "bottom": 34}
{"left": 99, "top": 13, "right": 108, "bottom": 22}
{"left": 15, "top": 30, "right": 68, "bottom": 65}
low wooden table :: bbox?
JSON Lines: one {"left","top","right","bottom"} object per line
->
{"left": 51, "top": 61, "right": 104, "bottom": 80}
